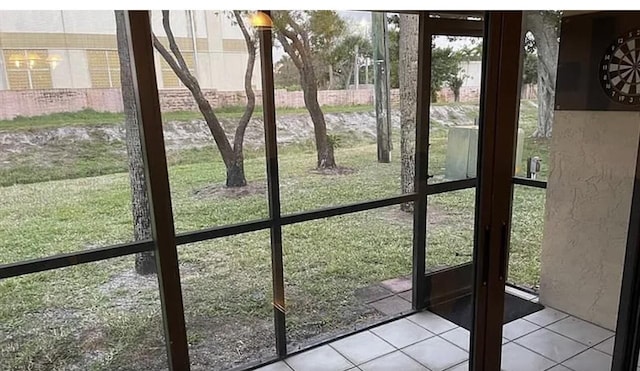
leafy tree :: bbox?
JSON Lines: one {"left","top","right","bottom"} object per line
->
{"left": 153, "top": 10, "right": 257, "bottom": 187}
{"left": 431, "top": 46, "right": 461, "bottom": 102}
{"left": 272, "top": 11, "right": 346, "bottom": 169}
{"left": 524, "top": 11, "right": 561, "bottom": 138}
{"left": 447, "top": 73, "right": 467, "bottom": 102}
{"left": 275, "top": 55, "right": 301, "bottom": 90}
{"left": 329, "top": 34, "right": 372, "bottom": 89}
{"left": 459, "top": 43, "right": 483, "bottom": 61}
{"left": 388, "top": 15, "right": 464, "bottom": 99}
{"left": 115, "top": 10, "right": 155, "bottom": 275}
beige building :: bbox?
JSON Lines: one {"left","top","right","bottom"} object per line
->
{"left": 0, "top": 10, "right": 261, "bottom": 91}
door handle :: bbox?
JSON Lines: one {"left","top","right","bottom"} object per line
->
{"left": 482, "top": 225, "right": 490, "bottom": 286}
{"left": 499, "top": 222, "right": 508, "bottom": 281}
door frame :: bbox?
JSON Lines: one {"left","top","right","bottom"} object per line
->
{"left": 477, "top": 10, "right": 640, "bottom": 371}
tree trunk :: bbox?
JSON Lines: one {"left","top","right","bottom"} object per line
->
{"left": 273, "top": 12, "right": 338, "bottom": 169}
{"left": 303, "top": 81, "right": 336, "bottom": 168}
{"left": 226, "top": 159, "right": 247, "bottom": 187}
{"left": 115, "top": 10, "right": 156, "bottom": 275}
{"left": 153, "top": 11, "right": 251, "bottom": 187}
{"left": 399, "top": 14, "right": 419, "bottom": 212}
{"left": 454, "top": 88, "right": 461, "bottom": 102}
{"left": 431, "top": 88, "right": 438, "bottom": 103}
{"left": 328, "top": 64, "right": 334, "bottom": 89}
{"left": 525, "top": 11, "right": 559, "bottom": 138}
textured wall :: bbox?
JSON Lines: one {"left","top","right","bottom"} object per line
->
{"left": 540, "top": 110, "right": 640, "bottom": 330}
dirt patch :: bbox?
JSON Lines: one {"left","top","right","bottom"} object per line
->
{"left": 98, "top": 269, "right": 159, "bottom": 311}
{"left": 186, "top": 315, "right": 275, "bottom": 371}
{"left": 377, "top": 203, "right": 448, "bottom": 226}
{"left": 193, "top": 181, "right": 266, "bottom": 200}
{"left": 309, "top": 166, "right": 356, "bottom": 176}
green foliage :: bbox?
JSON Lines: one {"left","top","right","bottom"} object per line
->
{"left": 273, "top": 10, "right": 348, "bottom": 89}
{"left": 326, "top": 133, "right": 343, "bottom": 149}
{"left": 329, "top": 34, "right": 372, "bottom": 89}
{"left": 307, "top": 11, "right": 347, "bottom": 52}
{"left": 274, "top": 54, "right": 301, "bottom": 90}
{"left": 431, "top": 46, "right": 462, "bottom": 102}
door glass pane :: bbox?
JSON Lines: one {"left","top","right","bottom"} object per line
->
{"left": 501, "top": 12, "right": 631, "bottom": 370}
{"left": 397, "top": 14, "right": 484, "bottom": 371}
{"left": 428, "top": 35, "right": 483, "bottom": 184}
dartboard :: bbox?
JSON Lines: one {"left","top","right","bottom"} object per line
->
{"left": 600, "top": 28, "right": 640, "bottom": 105}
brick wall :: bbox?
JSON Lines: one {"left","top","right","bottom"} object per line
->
{"left": 0, "top": 86, "right": 495, "bottom": 120}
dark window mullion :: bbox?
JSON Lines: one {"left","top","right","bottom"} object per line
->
{"left": 125, "top": 10, "right": 190, "bottom": 370}
{"left": 258, "top": 10, "right": 287, "bottom": 358}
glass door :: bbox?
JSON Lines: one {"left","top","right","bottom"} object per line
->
{"left": 487, "top": 10, "right": 640, "bottom": 371}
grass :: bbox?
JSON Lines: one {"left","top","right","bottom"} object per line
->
{"left": 0, "top": 104, "right": 376, "bottom": 131}
{"left": 0, "top": 101, "right": 549, "bottom": 370}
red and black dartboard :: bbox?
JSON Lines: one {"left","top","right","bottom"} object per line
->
{"left": 600, "top": 28, "right": 640, "bottom": 106}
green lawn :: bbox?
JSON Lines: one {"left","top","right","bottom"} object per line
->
{"left": 0, "top": 101, "right": 548, "bottom": 370}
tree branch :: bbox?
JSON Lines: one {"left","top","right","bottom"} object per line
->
{"left": 232, "top": 10, "right": 257, "bottom": 154}
{"left": 153, "top": 18, "right": 234, "bottom": 167}
{"left": 162, "top": 10, "right": 191, "bottom": 75}
{"left": 152, "top": 35, "right": 186, "bottom": 81}
{"left": 275, "top": 32, "right": 303, "bottom": 70}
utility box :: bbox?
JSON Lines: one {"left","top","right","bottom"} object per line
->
{"left": 445, "top": 126, "right": 525, "bottom": 180}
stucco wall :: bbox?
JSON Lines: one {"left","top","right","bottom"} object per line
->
{"left": 539, "top": 110, "right": 640, "bottom": 330}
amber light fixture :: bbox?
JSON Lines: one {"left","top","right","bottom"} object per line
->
{"left": 250, "top": 11, "right": 273, "bottom": 30}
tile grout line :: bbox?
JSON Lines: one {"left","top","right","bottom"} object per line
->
{"left": 539, "top": 321, "right": 615, "bottom": 348}
{"left": 328, "top": 330, "right": 398, "bottom": 369}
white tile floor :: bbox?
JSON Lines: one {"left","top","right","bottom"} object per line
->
{"left": 256, "top": 288, "right": 632, "bottom": 371}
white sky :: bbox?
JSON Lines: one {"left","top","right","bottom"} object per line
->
{"left": 273, "top": 11, "right": 477, "bottom": 62}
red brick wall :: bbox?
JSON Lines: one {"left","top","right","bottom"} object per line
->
{"left": 0, "top": 86, "right": 490, "bottom": 120}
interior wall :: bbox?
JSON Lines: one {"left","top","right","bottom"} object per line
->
{"left": 539, "top": 110, "right": 640, "bottom": 330}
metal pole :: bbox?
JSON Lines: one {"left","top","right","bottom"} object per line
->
{"left": 187, "top": 10, "right": 200, "bottom": 80}
{"left": 354, "top": 43, "right": 359, "bottom": 89}
{"left": 372, "top": 12, "right": 391, "bottom": 163}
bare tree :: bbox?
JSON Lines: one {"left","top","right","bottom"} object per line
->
{"left": 399, "top": 14, "right": 419, "bottom": 212}
{"left": 272, "top": 11, "right": 338, "bottom": 169}
{"left": 524, "top": 11, "right": 561, "bottom": 138}
{"left": 115, "top": 10, "right": 155, "bottom": 275}
{"left": 153, "top": 10, "right": 257, "bottom": 186}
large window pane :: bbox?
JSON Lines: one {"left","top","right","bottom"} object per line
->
{"left": 426, "top": 188, "right": 476, "bottom": 270}
{"left": 274, "top": 11, "right": 418, "bottom": 214}
{"left": 0, "top": 257, "right": 167, "bottom": 371}
{"left": 283, "top": 205, "right": 413, "bottom": 351}
{"left": 0, "top": 10, "right": 149, "bottom": 265}
{"left": 428, "top": 36, "right": 483, "bottom": 184}
{"left": 178, "top": 232, "right": 275, "bottom": 369}
{"left": 508, "top": 185, "right": 546, "bottom": 290}
{"left": 151, "top": 10, "right": 269, "bottom": 233}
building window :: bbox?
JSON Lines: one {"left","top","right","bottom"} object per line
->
{"left": 3, "top": 49, "right": 53, "bottom": 90}
{"left": 160, "top": 52, "right": 195, "bottom": 88}
{"left": 87, "top": 50, "right": 121, "bottom": 88}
